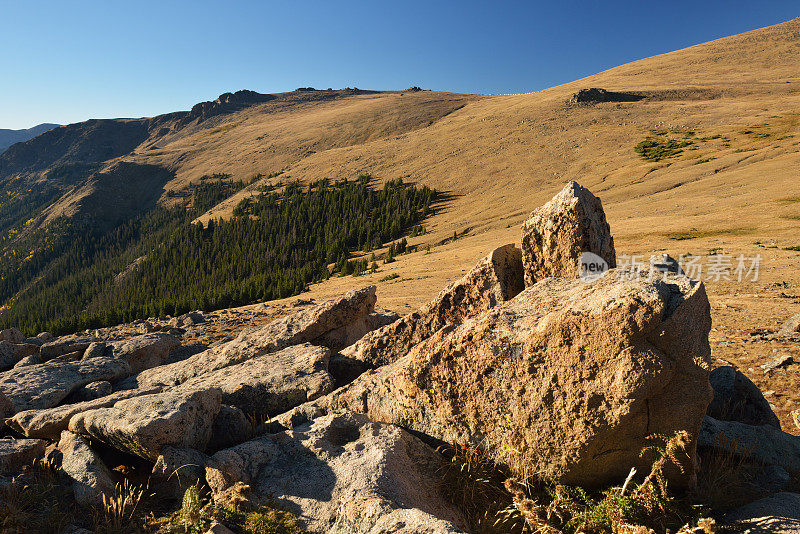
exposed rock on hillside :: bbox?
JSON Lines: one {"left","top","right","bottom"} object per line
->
{"left": 8, "top": 387, "right": 162, "bottom": 440}
{"left": 0, "top": 357, "right": 131, "bottom": 412}
{"left": 521, "top": 181, "right": 616, "bottom": 285}
{"left": 340, "top": 244, "right": 523, "bottom": 368}
{"left": 130, "top": 286, "right": 376, "bottom": 389}
{"left": 205, "top": 411, "right": 467, "bottom": 533}
{"left": 176, "top": 343, "right": 333, "bottom": 415}
{"left": 315, "top": 270, "right": 712, "bottom": 487}
{"left": 569, "top": 88, "right": 645, "bottom": 103}
{"left": 69, "top": 388, "right": 222, "bottom": 461}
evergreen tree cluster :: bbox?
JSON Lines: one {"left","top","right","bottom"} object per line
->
{"left": 0, "top": 175, "right": 436, "bottom": 336}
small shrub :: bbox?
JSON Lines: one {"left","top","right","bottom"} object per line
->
{"left": 635, "top": 138, "right": 693, "bottom": 161}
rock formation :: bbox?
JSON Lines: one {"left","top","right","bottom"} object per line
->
{"left": 521, "top": 181, "right": 616, "bottom": 285}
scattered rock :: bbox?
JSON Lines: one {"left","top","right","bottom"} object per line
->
{"left": 314, "top": 270, "right": 711, "bottom": 487}
{"left": 132, "top": 287, "right": 377, "bottom": 388}
{"left": 778, "top": 313, "right": 800, "bottom": 336}
{"left": 9, "top": 387, "right": 162, "bottom": 440}
{"left": 205, "top": 411, "right": 467, "bottom": 533}
{"left": 152, "top": 446, "right": 208, "bottom": 499}
{"left": 723, "top": 492, "right": 800, "bottom": 533}
{"left": 708, "top": 366, "right": 781, "bottom": 428}
{"left": 761, "top": 354, "right": 794, "bottom": 373}
{"left": 521, "top": 181, "right": 616, "bottom": 285}
{"left": 340, "top": 244, "right": 524, "bottom": 368}
{"left": 0, "top": 357, "right": 131, "bottom": 412}
{"left": 0, "top": 437, "right": 47, "bottom": 474}
{"left": 209, "top": 405, "right": 252, "bottom": 451}
{"left": 58, "top": 430, "right": 116, "bottom": 507}
{"left": 69, "top": 388, "right": 222, "bottom": 460}
{"left": 699, "top": 416, "right": 800, "bottom": 476}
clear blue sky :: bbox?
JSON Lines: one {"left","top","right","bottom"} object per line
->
{"left": 1, "top": 0, "right": 797, "bottom": 129}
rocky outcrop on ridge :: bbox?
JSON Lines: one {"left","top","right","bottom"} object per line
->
{"left": 521, "top": 181, "right": 616, "bottom": 285}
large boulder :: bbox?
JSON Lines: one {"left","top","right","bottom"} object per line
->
{"left": 105, "top": 333, "right": 180, "bottom": 374}
{"left": 0, "top": 437, "right": 47, "bottom": 474}
{"left": 0, "top": 391, "right": 12, "bottom": 418}
{"left": 699, "top": 416, "right": 800, "bottom": 476}
{"left": 131, "top": 286, "right": 377, "bottom": 389}
{"left": 0, "top": 357, "right": 131, "bottom": 413}
{"left": 0, "top": 341, "right": 17, "bottom": 371}
{"left": 521, "top": 181, "right": 616, "bottom": 285}
{"left": 69, "top": 388, "right": 222, "bottom": 460}
{"left": 205, "top": 411, "right": 467, "bottom": 533}
{"left": 708, "top": 366, "right": 780, "bottom": 428}
{"left": 176, "top": 343, "right": 333, "bottom": 416}
{"left": 316, "top": 310, "right": 400, "bottom": 354}
{"left": 208, "top": 405, "right": 251, "bottom": 451}
{"left": 340, "top": 244, "right": 524, "bottom": 368}
{"left": 57, "top": 430, "right": 116, "bottom": 507}
{"left": 308, "top": 271, "right": 712, "bottom": 487}
{"left": 8, "top": 387, "right": 162, "bottom": 440}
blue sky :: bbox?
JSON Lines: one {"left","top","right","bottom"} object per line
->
{"left": 1, "top": 1, "right": 797, "bottom": 129}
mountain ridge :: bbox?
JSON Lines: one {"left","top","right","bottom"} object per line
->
{"left": 0, "top": 123, "right": 60, "bottom": 154}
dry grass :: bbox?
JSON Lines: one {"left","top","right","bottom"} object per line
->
{"left": 0, "top": 460, "right": 75, "bottom": 533}
{"left": 437, "top": 433, "right": 726, "bottom": 534}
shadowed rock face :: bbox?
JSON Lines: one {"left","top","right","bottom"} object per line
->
{"left": 708, "top": 366, "right": 781, "bottom": 428}
{"left": 521, "top": 181, "right": 616, "bottom": 286}
{"left": 569, "top": 88, "right": 645, "bottom": 103}
{"left": 340, "top": 244, "right": 524, "bottom": 368}
{"left": 205, "top": 411, "right": 467, "bottom": 533}
{"left": 311, "top": 271, "right": 712, "bottom": 488}
{"left": 57, "top": 430, "right": 116, "bottom": 507}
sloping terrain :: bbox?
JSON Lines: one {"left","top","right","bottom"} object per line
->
{"left": 0, "top": 18, "right": 798, "bottom": 428}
